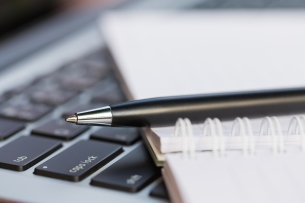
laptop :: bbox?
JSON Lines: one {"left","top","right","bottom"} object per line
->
{"left": 0, "top": 0, "right": 305, "bottom": 202}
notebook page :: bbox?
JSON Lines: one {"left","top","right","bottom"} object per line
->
{"left": 164, "top": 151, "right": 305, "bottom": 203}
{"left": 102, "top": 11, "right": 305, "bottom": 100}
{"left": 165, "top": 153, "right": 248, "bottom": 203}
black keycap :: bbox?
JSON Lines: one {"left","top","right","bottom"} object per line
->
{"left": 60, "top": 60, "right": 109, "bottom": 79}
{"left": 0, "top": 136, "right": 62, "bottom": 171}
{"left": 60, "top": 76, "right": 100, "bottom": 91}
{"left": 0, "top": 118, "right": 25, "bottom": 140}
{"left": 84, "top": 61, "right": 110, "bottom": 77}
{"left": 33, "top": 74, "right": 62, "bottom": 91}
{"left": 90, "top": 127, "right": 140, "bottom": 145}
{"left": 90, "top": 76, "right": 126, "bottom": 104}
{"left": 149, "top": 181, "right": 170, "bottom": 200}
{"left": 3, "top": 82, "right": 33, "bottom": 98}
{"left": 90, "top": 143, "right": 161, "bottom": 192}
{"left": 30, "top": 89, "right": 78, "bottom": 106}
{"left": 0, "top": 95, "right": 8, "bottom": 105}
{"left": 61, "top": 103, "right": 104, "bottom": 118}
{"left": 30, "top": 73, "right": 52, "bottom": 85}
{"left": 0, "top": 103, "right": 52, "bottom": 122}
{"left": 91, "top": 93, "right": 125, "bottom": 105}
{"left": 31, "top": 120, "right": 89, "bottom": 141}
{"left": 34, "top": 140, "right": 123, "bottom": 182}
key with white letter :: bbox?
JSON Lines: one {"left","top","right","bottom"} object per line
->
{"left": 91, "top": 143, "right": 161, "bottom": 192}
{"left": 0, "top": 136, "right": 62, "bottom": 171}
{"left": 34, "top": 140, "right": 122, "bottom": 182}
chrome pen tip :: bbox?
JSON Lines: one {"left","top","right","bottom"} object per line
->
{"left": 65, "top": 115, "right": 77, "bottom": 123}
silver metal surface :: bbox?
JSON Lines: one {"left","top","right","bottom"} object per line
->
{"left": 76, "top": 106, "right": 112, "bottom": 125}
{"left": 65, "top": 115, "right": 77, "bottom": 123}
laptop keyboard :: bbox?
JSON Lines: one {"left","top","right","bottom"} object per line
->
{"left": 0, "top": 49, "right": 168, "bottom": 201}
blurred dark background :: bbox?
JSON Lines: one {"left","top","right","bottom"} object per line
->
{"left": 0, "top": 0, "right": 129, "bottom": 70}
{"left": 0, "top": 0, "right": 123, "bottom": 41}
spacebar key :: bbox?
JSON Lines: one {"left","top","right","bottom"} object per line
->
{"left": 34, "top": 140, "right": 123, "bottom": 182}
{"left": 90, "top": 143, "right": 161, "bottom": 192}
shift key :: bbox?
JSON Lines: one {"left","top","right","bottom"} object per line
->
{"left": 34, "top": 140, "right": 123, "bottom": 182}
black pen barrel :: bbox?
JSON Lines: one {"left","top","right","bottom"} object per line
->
{"left": 110, "top": 88, "right": 305, "bottom": 127}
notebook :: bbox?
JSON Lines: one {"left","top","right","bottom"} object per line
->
{"left": 101, "top": 11, "right": 305, "bottom": 165}
{"left": 149, "top": 115, "right": 303, "bottom": 153}
{"left": 162, "top": 116, "right": 305, "bottom": 203}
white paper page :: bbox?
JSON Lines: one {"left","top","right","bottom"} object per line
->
{"left": 166, "top": 153, "right": 249, "bottom": 203}
{"left": 165, "top": 151, "right": 305, "bottom": 203}
{"left": 102, "top": 11, "right": 305, "bottom": 100}
{"left": 281, "top": 152, "right": 305, "bottom": 198}
{"left": 255, "top": 155, "right": 303, "bottom": 203}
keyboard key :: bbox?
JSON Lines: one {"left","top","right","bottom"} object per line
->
{"left": 60, "top": 76, "right": 100, "bottom": 91}
{"left": 0, "top": 103, "right": 52, "bottom": 122}
{"left": 0, "top": 95, "right": 8, "bottom": 105}
{"left": 30, "top": 89, "right": 78, "bottom": 106}
{"left": 31, "top": 120, "right": 89, "bottom": 141}
{"left": 34, "top": 140, "right": 123, "bottom": 182}
{"left": 0, "top": 118, "right": 25, "bottom": 140}
{"left": 92, "top": 75, "right": 119, "bottom": 92}
{"left": 85, "top": 62, "right": 110, "bottom": 77}
{"left": 1, "top": 81, "right": 35, "bottom": 104}
{"left": 61, "top": 60, "right": 110, "bottom": 78}
{"left": 149, "top": 181, "right": 169, "bottom": 200}
{"left": 0, "top": 136, "right": 62, "bottom": 171}
{"left": 84, "top": 52, "right": 112, "bottom": 72}
{"left": 90, "top": 127, "right": 140, "bottom": 145}
{"left": 90, "top": 143, "right": 161, "bottom": 192}
{"left": 91, "top": 93, "right": 125, "bottom": 105}
{"left": 90, "top": 76, "right": 126, "bottom": 104}
{"left": 58, "top": 62, "right": 106, "bottom": 90}
{"left": 33, "top": 75, "right": 62, "bottom": 91}
{"left": 3, "top": 82, "right": 34, "bottom": 98}
{"left": 61, "top": 103, "right": 104, "bottom": 118}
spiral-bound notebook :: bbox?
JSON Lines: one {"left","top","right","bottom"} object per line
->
{"left": 149, "top": 115, "right": 304, "bottom": 153}
{"left": 163, "top": 116, "right": 305, "bottom": 203}
{"left": 103, "top": 11, "right": 305, "bottom": 166}
{"left": 145, "top": 114, "right": 304, "bottom": 166}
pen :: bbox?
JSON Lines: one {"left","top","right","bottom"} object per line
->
{"left": 65, "top": 87, "right": 305, "bottom": 127}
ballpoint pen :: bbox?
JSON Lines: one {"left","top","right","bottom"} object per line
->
{"left": 65, "top": 87, "right": 305, "bottom": 127}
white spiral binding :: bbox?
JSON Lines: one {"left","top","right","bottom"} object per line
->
{"left": 175, "top": 118, "right": 195, "bottom": 159}
{"left": 178, "top": 117, "right": 226, "bottom": 159}
{"left": 202, "top": 118, "right": 225, "bottom": 157}
{"left": 288, "top": 116, "right": 305, "bottom": 152}
{"left": 231, "top": 117, "right": 255, "bottom": 156}
{"left": 177, "top": 115, "right": 305, "bottom": 159}
{"left": 259, "top": 116, "right": 284, "bottom": 154}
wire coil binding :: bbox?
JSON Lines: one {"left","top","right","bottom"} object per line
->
{"left": 175, "top": 115, "right": 305, "bottom": 159}
{"left": 231, "top": 117, "right": 255, "bottom": 156}
{"left": 288, "top": 116, "right": 305, "bottom": 152}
